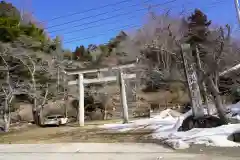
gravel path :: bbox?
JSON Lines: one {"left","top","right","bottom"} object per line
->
{"left": 177, "top": 144, "right": 240, "bottom": 158}
{"left": 0, "top": 143, "right": 239, "bottom": 160}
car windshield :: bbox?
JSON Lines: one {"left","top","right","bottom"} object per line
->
{"left": 46, "top": 115, "right": 64, "bottom": 119}
{"left": 46, "top": 116, "right": 56, "bottom": 119}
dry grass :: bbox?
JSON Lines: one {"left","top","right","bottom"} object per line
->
{"left": 0, "top": 120, "right": 153, "bottom": 144}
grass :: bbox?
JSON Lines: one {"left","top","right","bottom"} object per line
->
{"left": 69, "top": 119, "right": 123, "bottom": 127}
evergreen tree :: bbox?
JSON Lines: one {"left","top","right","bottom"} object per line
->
{"left": 0, "top": 1, "right": 20, "bottom": 19}
{"left": 186, "top": 9, "right": 211, "bottom": 45}
{"left": 73, "top": 45, "right": 85, "bottom": 60}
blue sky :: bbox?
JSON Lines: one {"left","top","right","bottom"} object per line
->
{"left": 7, "top": 0, "right": 237, "bottom": 51}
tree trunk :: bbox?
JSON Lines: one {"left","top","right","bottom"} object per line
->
{"left": 39, "top": 106, "right": 43, "bottom": 126}
{"left": 32, "top": 77, "right": 40, "bottom": 126}
{"left": 3, "top": 98, "right": 10, "bottom": 132}
{"left": 32, "top": 106, "right": 40, "bottom": 126}
{"left": 32, "top": 97, "right": 39, "bottom": 125}
{"left": 36, "top": 108, "right": 42, "bottom": 126}
{"left": 32, "top": 110, "right": 38, "bottom": 125}
{"left": 201, "top": 83, "right": 210, "bottom": 115}
{"left": 64, "top": 103, "right": 68, "bottom": 118}
{"left": 195, "top": 47, "right": 210, "bottom": 115}
{"left": 3, "top": 115, "right": 10, "bottom": 132}
{"left": 206, "top": 77, "right": 228, "bottom": 124}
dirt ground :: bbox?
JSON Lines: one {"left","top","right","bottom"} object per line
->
{"left": 1, "top": 121, "right": 240, "bottom": 158}
{"left": 0, "top": 120, "right": 154, "bottom": 144}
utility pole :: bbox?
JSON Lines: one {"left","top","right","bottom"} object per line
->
{"left": 234, "top": 0, "right": 240, "bottom": 24}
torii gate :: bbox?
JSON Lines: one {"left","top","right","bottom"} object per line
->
{"left": 64, "top": 61, "right": 136, "bottom": 126}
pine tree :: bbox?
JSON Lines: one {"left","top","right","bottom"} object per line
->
{"left": 186, "top": 9, "right": 229, "bottom": 124}
{"left": 186, "top": 9, "right": 211, "bottom": 45}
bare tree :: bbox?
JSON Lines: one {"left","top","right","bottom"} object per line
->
{"left": 0, "top": 43, "right": 62, "bottom": 127}
{"left": 122, "top": 12, "right": 185, "bottom": 90}
{"left": 117, "top": 9, "right": 240, "bottom": 123}
{"left": 194, "top": 25, "right": 231, "bottom": 123}
{"left": 0, "top": 49, "right": 38, "bottom": 125}
{"left": 19, "top": 55, "right": 37, "bottom": 121}
{"left": 0, "top": 50, "right": 14, "bottom": 132}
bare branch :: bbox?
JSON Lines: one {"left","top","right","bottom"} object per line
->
{"left": 41, "top": 83, "right": 49, "bottom": 106}
{"left": 0, "top": 50, "right": 13, "bottom": 97}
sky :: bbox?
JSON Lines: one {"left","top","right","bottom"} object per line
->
{"left": 6, "top": 0, "right": 238, "bottom": 51}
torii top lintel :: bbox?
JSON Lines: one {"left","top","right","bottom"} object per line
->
{"left": 64, "top": 60, "right": 136, "bottom": 75}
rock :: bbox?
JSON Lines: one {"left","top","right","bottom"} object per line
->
{"left": 10, "top": 112, "right": 21, "bottom": 123}
{"left": 169, "top": 140, "right": 190, "bottom": 149}
{"left": 158, "top": 109, "right": 182, "bottom": 119}
{"left": 178, "top": 115, "right": 224, "bottom": 131}
{"left": 16, "top": 103, "right": 33, "bottom": 122}
{"left": 68, "top": 117, "right": 77, "bottom": 123}
{"left": 228, "top": 132, "right": 240, "bottom": 142}
{"left": 133, "top": 107, "right": 150, "bottom": 118}
{"left": 42, "top": 100, "right": 65, "bottom": 116}
{"left": 88, "top": 109, "right": 103, "bottom": 120}
{"left": 0, "top": 119, "right": 4, "bottom": 131}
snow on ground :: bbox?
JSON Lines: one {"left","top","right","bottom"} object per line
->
{"left": 99, "top": 105, "right": 240, "bottom": 149}
{"left": 230, "top": 102, "right": 240, "bottom": 114}
{"left": 228, "top": 102, "right": 240, "bottom": 118}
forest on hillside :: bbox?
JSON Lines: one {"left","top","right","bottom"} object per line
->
{"left": 1, "top": 0, "right": 240, "bottom": 132}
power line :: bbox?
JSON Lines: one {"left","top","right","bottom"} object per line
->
{"left": 64, "top": 0, "right": 227, "bottom": 45}
{"left": 44, "top": 0, "right": 132, "bottom": 22}
{"left": 49, "top": 0, "right": 178, "bottom": 33}
{"left": 59, "top": 0, "right": 223, "bottom": 36}
{"left": 63, "top": 15, "right": 139, "bottom": 35}
{"left": 181, "top": 0, "right": 227, "bottom": 15}
{"left": 47, "top": 0, "right": 153, "bottom": 29}
{"left": 64, "top": 24, "right": 140, "bottom": 44}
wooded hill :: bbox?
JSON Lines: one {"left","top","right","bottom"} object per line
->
{"left": 1, "top": 0, "right": 240, "bottom": 131}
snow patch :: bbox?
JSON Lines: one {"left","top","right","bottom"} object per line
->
{"left": 227, "top": 102, "right": 240, "bottom": 122}
{"left": 99, "top": 107, "right": 240, "bottom": 149}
